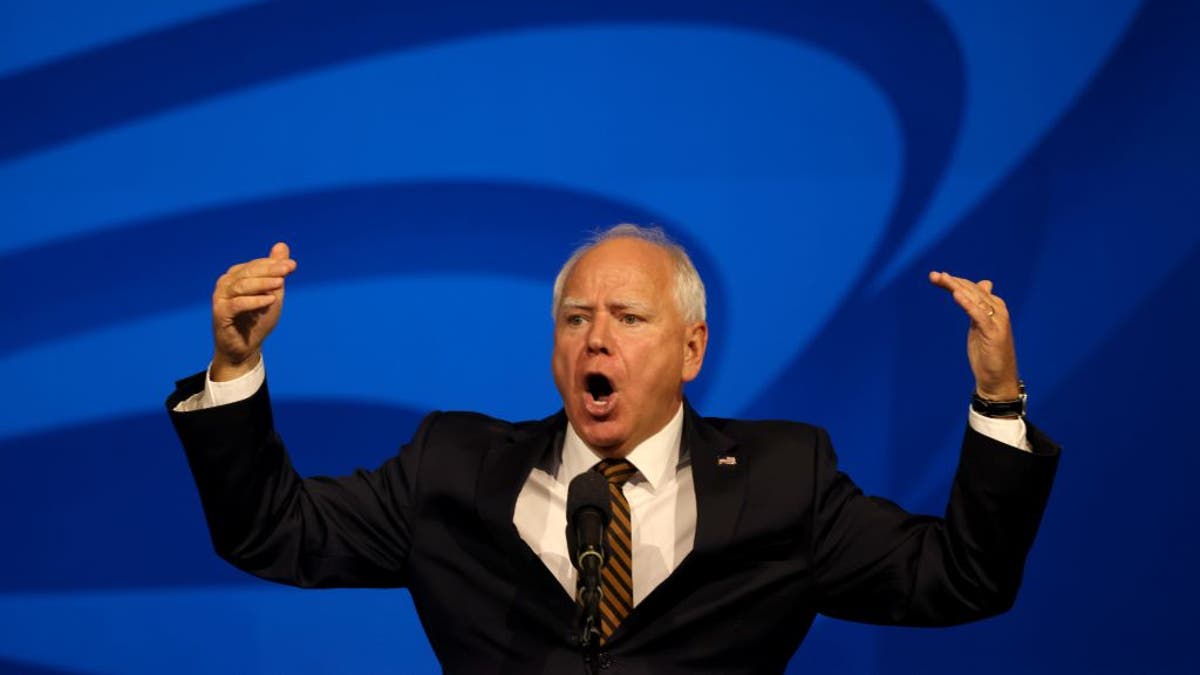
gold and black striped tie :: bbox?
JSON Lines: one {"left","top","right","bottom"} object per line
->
{"left": 594, "top": 458, "right": 637, "bottom": 642}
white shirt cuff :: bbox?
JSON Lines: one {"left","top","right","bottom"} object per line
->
{"left": 967, "top": 407, "right": 1032, "bottom": 452}
{"left": 173, "top": 356, "right": 266, "bottom": 412}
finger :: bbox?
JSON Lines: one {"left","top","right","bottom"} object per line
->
{"left": 950, "top": 287, "right": 996, "bottom": 326}
{"left": 951, "top": 274, "right": 995, "bottom": 302}
{"left": 215, "top": 269, "right": 281, "bottom": 297}
{"left": 932, "top": 271, "right": 992, "bottom": 311}
{"left": 953, "top": 275, "right": 1009, "bottom": 322}
{"left": 223, "top": 294, "right": 277, "bottom": 313}
{"left": 270, "top": 242, "right": 290, "bottom": 260}
{"left": 235, "top": 257, "right": 296, "bottom": 279}
{"left": 928, "top": 270, "right": 956, "bottom": 291}
{"left": 929, "top": 270, "right": 980, "bottom": 297}
{"left": 225, "top": 276, "right": 284, "bottom": 298}
{"left": 937, "top": 271, "right": 984, "bottom": 297}
{"left": 933, "top": 272, "right": 997, "bottom": 324}
{"left": 983, "top": 291, "right": 1009, "bottom": 322}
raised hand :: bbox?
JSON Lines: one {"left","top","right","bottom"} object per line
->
{"left": 210, "top": 242, "right": 297, "bottom": 381}
{"left": 928, "top": 271, "right": 1021, "bottom": 401}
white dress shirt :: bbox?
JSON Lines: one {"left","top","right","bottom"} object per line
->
{"left": 514, "top": 402, "right": 692, "bottom": 605}
{"left": 174, "top": 358, "right": 1031, "bottom": 605}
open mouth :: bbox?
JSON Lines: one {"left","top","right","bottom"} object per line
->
{"left": 586, "top": 374, "right": 614, "bottom": 401}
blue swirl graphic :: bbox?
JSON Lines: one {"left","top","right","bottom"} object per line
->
{"left": 3, "top": 1, "right": 1197, "bottom": 673}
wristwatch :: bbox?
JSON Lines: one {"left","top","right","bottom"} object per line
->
{"left": 971, "top": 380, "right": 1027, "bottom": 418}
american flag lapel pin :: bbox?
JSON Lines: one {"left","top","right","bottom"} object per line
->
{"left": 717, "top": 455, "right": 737, "bottom": 467}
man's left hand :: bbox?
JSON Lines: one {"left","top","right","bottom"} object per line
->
{"left": 929, "top": 271, "right": 1021, "bottom": 401}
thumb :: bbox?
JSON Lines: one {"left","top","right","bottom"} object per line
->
{"left": 270, "top": 241, "right": 290, "bottom": 260}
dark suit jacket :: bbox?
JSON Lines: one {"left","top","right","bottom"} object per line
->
{"left": 167, "top": 372, "right": 1059, "bottom": 674}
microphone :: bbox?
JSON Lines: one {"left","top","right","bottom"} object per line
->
{"left": 566, "top": 470, "right": 611, "bottom": 647}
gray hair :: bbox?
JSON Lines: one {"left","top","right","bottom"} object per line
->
{"left": 551, "top": 224, "right": 707, "bottom": 323}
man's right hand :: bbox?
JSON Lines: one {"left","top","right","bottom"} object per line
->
{"left": 210, "top": 242, "right": 297, "bottom": 381}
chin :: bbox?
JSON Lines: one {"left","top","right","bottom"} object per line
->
{"left": 574, "top": 419, "right": 628, "bottom": 452}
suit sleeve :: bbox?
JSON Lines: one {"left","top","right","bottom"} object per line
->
{"left": 810, "top": 423, "right": 1059, "bottom": 626}
{"left": 166, "top": 371, "right": 433, "bottom": 589}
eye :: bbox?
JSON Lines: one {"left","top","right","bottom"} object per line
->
{"left": 621, "top": 314, "right": 643, "bottom": 325}
{"left": 565, "top": 314, "right": 587, "bottom": 327}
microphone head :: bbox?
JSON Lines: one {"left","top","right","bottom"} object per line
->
{"left": 566, "top": 471, "right": 612, "bottom": 568}
{"left": 567, "top": 470, "right": 612, "bottom": 524}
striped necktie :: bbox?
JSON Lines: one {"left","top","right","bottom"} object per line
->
{"left": 594, "top": 458, "right": 637, "bottom": 642}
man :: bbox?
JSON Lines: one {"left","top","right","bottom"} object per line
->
{"left": 168, "top": 225, "right": 1058, "bottom": 674}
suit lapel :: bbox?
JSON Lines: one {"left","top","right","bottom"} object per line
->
{"left": 609, "top": 401, "right": 746, "bottom": 645}
{"left": 475, "top": 411, "right": 577, "bottom": 630}
{"left": 683, "top": 401, "right": 745, "bottom": 558}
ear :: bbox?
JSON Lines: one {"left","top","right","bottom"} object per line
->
{"left": 681, "top": 321, "right": 708, "bottom": 383}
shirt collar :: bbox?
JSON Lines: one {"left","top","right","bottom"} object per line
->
{"left": 561, "top": 402, "right": 684, "bottom": 492}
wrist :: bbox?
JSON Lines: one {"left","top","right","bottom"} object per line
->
{"left": 211, "top": 351, "right": 261, "bottom": 382}
{"left": 975, "top": 379, "right": 1021, "bottom": 401}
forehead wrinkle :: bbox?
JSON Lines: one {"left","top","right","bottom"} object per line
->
{"left": 607, "top": 299, "right": 654, "bottom": 314}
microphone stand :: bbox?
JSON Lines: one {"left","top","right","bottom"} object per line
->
{"left": 575, "top": 556, "right": 603, "bottom": 675}
{"left": 566, "top": 471, "right": 610, "bottom": 674}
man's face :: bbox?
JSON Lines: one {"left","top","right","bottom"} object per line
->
{"left": 552, "top": 238, "right": 707, "bottom": 457}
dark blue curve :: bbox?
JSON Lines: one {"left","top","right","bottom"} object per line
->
{"left": 0, "top": 0, "right": 965, "bottom": 288}
{"left": 0, "top": 180, "right": 728, "bottom": 403}
{"left": 749, "top": 0, "right": 1190, "bottom": 486}
{"left": 0, "top": 399, "right": 428, "bottom": 592}
{"left": 950, "top": 243, "right": 1200, "bottom": 674}
{"left": 0, "top": 658, "right": 84, "bottom": 675}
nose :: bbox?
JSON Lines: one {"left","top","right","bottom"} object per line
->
{"left": 586, "top": 314, "right": 612, "bottom": 355}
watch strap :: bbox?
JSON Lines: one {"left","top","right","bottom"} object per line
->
{"left": 971, "top": 380, "right": 1027, "bottom": 418}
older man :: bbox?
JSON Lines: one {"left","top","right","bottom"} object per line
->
{"left": 168, "top": 225, "right": 1058, "bottom": 674}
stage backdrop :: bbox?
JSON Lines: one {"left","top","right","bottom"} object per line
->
{"left": 1, "top": 1, "right": 1196, "bottom": 673}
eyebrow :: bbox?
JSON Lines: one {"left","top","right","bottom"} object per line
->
{"left": 560, "top": 297, "right": 591, "bottom": 311}
{"left": 560, "top": 297, "right": 654, "bottom": 314}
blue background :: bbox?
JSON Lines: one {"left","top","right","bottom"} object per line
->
{"left": 1, "top": 1, "right": 1196, "bottom": 673}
